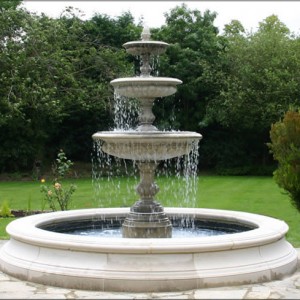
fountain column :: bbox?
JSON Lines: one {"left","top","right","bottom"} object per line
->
{"left": 137, "top": 97, "right": 157, "bottom": 131}
{"left": 120, "top": 28, "right": 173, "bottom": 238}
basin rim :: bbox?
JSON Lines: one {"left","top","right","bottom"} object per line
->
{"left": 5, "top": 207, "right": 289, "bottom": 254}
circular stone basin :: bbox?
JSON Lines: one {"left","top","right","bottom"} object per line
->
{"left": 92, "top": 130, "right": 202, "bottom": 160}
{"left": 39, "top": 214, "right": 254, "bottom": 238}
{"left": 123, "top": 40, "right": 169, "bottom": 56}
{"left": 110, "top": 77, "right": 182, "bottom": 98}
{"left": 0, "top": 207, "right": 297, "bottom": 292}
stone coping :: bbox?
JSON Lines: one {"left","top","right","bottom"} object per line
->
{"left": 5, "top": 207, "right": 289, "bottom": 253}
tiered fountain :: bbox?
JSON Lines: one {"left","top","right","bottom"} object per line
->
{"left": 93, "top": 27, "right": 201, "bottom": 238}
{"left": 0, "top": 27, "right": 297, "bottom": 293}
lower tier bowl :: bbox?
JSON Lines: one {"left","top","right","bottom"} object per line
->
{"left": 92, "top": 131, "right": 202, "bottom": 160}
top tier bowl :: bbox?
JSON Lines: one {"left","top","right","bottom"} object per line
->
{"left": 123, "top": 40, "right": 169, "bottom": 56}
{"left": 111, "top": 27, "right": 182, "bottom": 100}
{"left": 123, "top": 26, "right": 169, "bottom": 56}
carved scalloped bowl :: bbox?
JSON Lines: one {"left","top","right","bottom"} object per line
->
{"left": 92, "top": 131, "right": 202, "bottom": 160}
{"left": 123, "top": 41, "right": 169, "bottom": 56}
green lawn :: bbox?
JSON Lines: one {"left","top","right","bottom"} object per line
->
{"left": 1, "top": 175, "right": 299, "bottom": 246}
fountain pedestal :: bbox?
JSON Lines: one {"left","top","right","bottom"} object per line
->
{"left": 122, "top": 161, "right": 172, "bottom": 238}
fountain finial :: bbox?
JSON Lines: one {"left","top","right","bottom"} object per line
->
{"left": 141, "top": 26, "right": 151, "bottom": 41}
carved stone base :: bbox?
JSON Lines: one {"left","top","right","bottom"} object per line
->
{"left": 121, "top": 161, "right": 172, "bottom": 238}
{"left": 122, "top": 205, "right": 172, "bottom": 238}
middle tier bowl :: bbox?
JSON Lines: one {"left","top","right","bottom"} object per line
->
{"left": 110, "top": 77, "right": 182, "bottom": 99}
{"left": 92, "top": 131, "right": 202, "bottom": 161}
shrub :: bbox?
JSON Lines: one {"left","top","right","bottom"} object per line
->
{"left": 40, "top": 150, "right": 77, "bottom": 211}
{"left": 268, "top": 109, "right": 300, "bottom": 211}
{"left": 41, "top": 182, "right": 77, "bottom": 211}
{"left": 0, "top": 200, "right": 14, "bottom": 218}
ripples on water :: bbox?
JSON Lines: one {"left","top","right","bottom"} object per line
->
{"left": 69, "top": 227, "right": 228, "bottom": 238}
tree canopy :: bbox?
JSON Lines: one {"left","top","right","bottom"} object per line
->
{"left": 0, "top": 6, "right": 135, "bottom": 171}
{"left": 200, "top": 15, "right": 300, "bottom": 173}
{"left": 152, "top": 4, "right": 223, "bottom": 131}
{"left": 1, "top": 3, "right": 300, "bottom": 176}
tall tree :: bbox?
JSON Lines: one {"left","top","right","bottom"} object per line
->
{"left": 0, "top": 0, "right": 22, "bottom": 11}
{"left": 151, "top": 4, "right": 224, "bottom": 131}
{"left": 202, "top": 15, "right": 300, "bottom": 173}
{"left": 83, "top": 11, "right": 141, "bottom": 49}
{"left": 206, "top": 15, "right": 300, "bottom": 131}
{"left": 0, "top": 7, "right": 132, "bottom": 171}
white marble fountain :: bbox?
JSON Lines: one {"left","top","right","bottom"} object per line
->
{"left": 0, "top": 27, "right": 297, "bottom": 292}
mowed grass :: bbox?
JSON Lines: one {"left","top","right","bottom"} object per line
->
{"left": 0, "top": 175, "right": 300, "bottom": 246}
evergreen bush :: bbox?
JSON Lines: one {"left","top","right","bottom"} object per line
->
{"left": 268, "top": 110, "right": 300, "bottom": 211}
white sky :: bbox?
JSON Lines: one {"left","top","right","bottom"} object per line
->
{"left": 22, "top": 1, "right": 300, "bottom": 34}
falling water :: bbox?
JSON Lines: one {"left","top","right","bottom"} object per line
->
{"left": 138, "top": 54, "right": 160, "bottom": 77}
{"left": 92, "top": 137, "right": 200, "bottom": 209}
{"left": 92, "top": 140, "right": 138, "bottom": 208}
{"left": 151, "top": 55, "right": 160, "bottom": 77}
{"left": 113, "top": 91, "right": 139, "bottom": 130}
{"left": 92, "top": 90, "right": 139, "bottom": 207}
{"left": 156, "top": 140, "right": 200, "bottom": 208}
